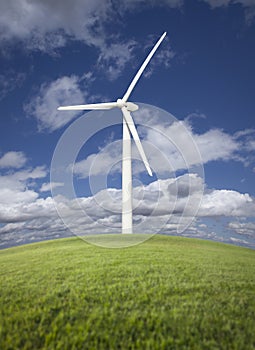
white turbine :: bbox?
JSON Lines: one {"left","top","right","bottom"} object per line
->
{"left": 58, "top": 32, "right": 167, "bottom": 234}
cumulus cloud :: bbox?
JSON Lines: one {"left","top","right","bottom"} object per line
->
{"left": 228, "top": 221, "right": 255, "bottom": 237}
{"left": 0, "top": 188, "right": 38, "bottom": 208}
{"left": 23, "top": 38, "right": 173, "bottom": 132}
{"left": 0, "top": 151, "right": 27, "bottom": 169}
{"left": 6, "top": 166, "right": 47, "bottom": 184}
{"left": 72, "top": 111, "right": 242, "bottom": 179}
{"left": 144, "top": 121, "right": 238, "bottom": 171}
{"left": 1, "top": 127, "right": 255, "bottom": 248}
{"left": 40, "top": 182, "right": 64, "bottom": 192}
{"left": 0, "top": 215, "right": 71, "bottom": 248}
{"left": 0, "top": 166, "right": 59, "bottom": 226}
{"left": 0, "top": 159, "right": 47, "bottom": 223}
{"left": 234, "top": 128, "right": 255, "bottom": 152}
{"left": 0, "top": 0, "right": 180, "bottom": 50}
{"left": 0, "top": 0, "right": 107, "bottom": 51}
{"left": 0, "top": 0, "right": 253, "bottom": 56}
{"left": 232, "top": 128, "right": 255, "bottom": 167}
{"left": 73, "top": 139, "right": 122, "bottom": 179}
{"left": 229, "top": 237, "right": 249, "bottom": 245}
{"left": 0, "top": 0, "right": 253, "bottom": 91}
{"left": 194, "top": 128, "right": 239, "bottom": 163}
{"left": 0, "top": 0, "right": 174, "bottom": 79}
{"left": 0, "top": 196, "right": 57, "bottom": 223}
{"left": 24, "top": 75, "right": 85, "bottom": 131}
{"left": 199, "top": 189, "right": 255, "bottom": 216}
{"left": 1, "top": 173, "right": 255, "bottom": 248}
{"left": 97, "top": 40, "right": 138, "bottom": 81}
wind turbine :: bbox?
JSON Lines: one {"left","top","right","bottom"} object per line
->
{"left": 58, "top": 32, "right": 167, "bottom": 234}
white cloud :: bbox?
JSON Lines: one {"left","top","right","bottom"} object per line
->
{"left": 74, "top": 174, "right": 255, "bottom": 223}
{"left": 0, "top": 222, "right": 26, "bottom": 235}
{"left": 138, "top": 115, "right": 240, "bottom": 173}
{"left": 1, "top": 0, "right": 253, "bottom": 57}
{"left": 0, "top": 0, "right": 174, "bottom": 81}
{"left": 1, "top": 172, "right": 255, "bottom": 246}
{"left": 153, "top": 46, "right": 176, "bottom": 69}
{"left": 199, "top": 189, "right": 255, "bottom": 216}
{"left": 0, "top": 151, "right": 27, "bottom": 169}
{"left": 1, "top": 164, "right": 255, "bottom": 248}
{"left": 0, "top": 188, "right": 38, "bottom": 207}
{"left": 0, "top": 194, "right": 57, "bottom": 224}
{"left": 229, "top": 237, "right": 249, "bottom": 245}
{"left": 25, "top": 72, "right": 110, "bottom": 131}
{"left": 0, "top": 0, "right": 182, "bottom": 50}
{"left": 246, "top": 140, "right": 255, "bottom": 150}
{"left": 40, "top": 182, "right": 64, "bottom": 192}
{"left": 228, "top": 221, "right": 255, "bottom": 237}
{"left": 0, "top": 0, "right": 106, "bottom": 51}
{"left": 73, "top": 140, "right": 122, "bottom": 178}
{"left": 232, "top": 128, "right": 255, "bottom": 167}
{"left": 235, "top": 128, "right": 255, "bottom": 152}
{"left": 24, "top": 76, "right": 84, "bottom": 131}
{"left": 10, "top": 166, "right": 47, "bottom": 182}
{"left": 0, "top": 0, "right": 253, "bottom": 90}
{"left": 97, "top": 40, "right": 137, "bottom": 81}
{"left": 72, "top": 114, "right": 243, "bottom": 179}
{"left": 194, "top": 128, "right": 239, "bottom": 163}
{"left": 153, "top": 115, "right": 240, "bottom": 165}
{"left": 0, "top": 162, "right": 47, "bottom": 216}
{"left": 0, "top": 125, "right": 254, "bottom": 249}
{"left": 143, "top": 36, "right": 175, "bottom": 78}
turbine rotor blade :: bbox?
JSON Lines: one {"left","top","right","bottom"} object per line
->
{"left": 122, "top": 32, "right": 167, "bottom": 103}
{"left": 121, "top": 106, "right": 152, "bottom": 176}
{"left": 57, "top": 102, "right": 118, "bottom": 111}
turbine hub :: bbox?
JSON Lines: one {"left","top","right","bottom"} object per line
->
{"left": 116, "top": 98, "right": 138, "bottom": 112}
{"left": 117, "top": 98, "right": 125, "bottom": 108}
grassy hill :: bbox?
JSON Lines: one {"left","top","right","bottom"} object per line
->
{"left": 0, "top": 235, "right": 255, "bottom": 349}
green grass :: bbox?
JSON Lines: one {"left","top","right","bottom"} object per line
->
{"left": 0, "top": 234, "right": 255, "bottom": 350}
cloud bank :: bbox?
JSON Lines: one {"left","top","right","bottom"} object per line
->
{"left": 1, "top": 135, "right": 255, "bottom": 248}
{"left": 0, "top": 0, "right": 253, "bottom": 53}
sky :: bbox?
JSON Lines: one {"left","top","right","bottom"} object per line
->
{"left": 0, "top": 0, "right": 255, "bottom": 249}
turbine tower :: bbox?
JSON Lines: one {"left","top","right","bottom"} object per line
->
{"left": 58, "top": 32, "right": 167, "bottom": 234}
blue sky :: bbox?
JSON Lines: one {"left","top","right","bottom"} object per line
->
{"left": 0, "top": 0, "right": 255, "bottom": 249}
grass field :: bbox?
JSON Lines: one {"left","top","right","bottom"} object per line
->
{"left": 0, "top": 234, "right": 255, "bottom": 349}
